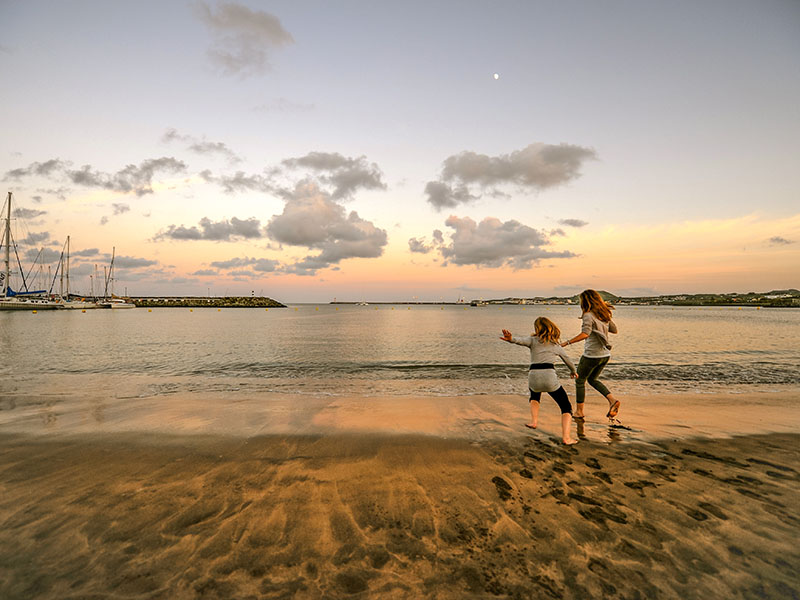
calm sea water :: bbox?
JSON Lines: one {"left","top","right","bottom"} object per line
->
{"left": 2, "top": 304, "right": 798, "bottom": 399}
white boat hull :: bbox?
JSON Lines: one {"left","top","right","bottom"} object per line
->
{"left": 0, "top": 297, "right": 63, "bottom": 310}
{"left": 98, "top": 300, "right": 135, "bottom": 309}
{"left": 61, "top": 301, "right": 100, "bottom": 310}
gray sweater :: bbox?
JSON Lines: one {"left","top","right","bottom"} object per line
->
{"left": 580, "top": 312, "right": 618, "bottom": 358}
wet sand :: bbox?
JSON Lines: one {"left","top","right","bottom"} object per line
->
{"left": 1, "top": 422, "right": 799, "bottom": 598}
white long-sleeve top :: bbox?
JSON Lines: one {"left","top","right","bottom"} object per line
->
{"left": 510, "top": 336, "right": 577, "bottom": 393}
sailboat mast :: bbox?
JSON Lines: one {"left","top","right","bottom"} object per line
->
{"left": 65, "top": 235, "right": 70, "bottom": 298}
{"left": 3, "top": 192, "right": 10, "bottom": 297}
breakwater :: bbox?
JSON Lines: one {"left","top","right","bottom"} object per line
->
{"left": 129, "top": 296, "right": 285, "bottom": 308}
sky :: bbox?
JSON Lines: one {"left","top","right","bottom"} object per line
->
{"left": 1, "top": 0, "right": 798, "bottom": 302}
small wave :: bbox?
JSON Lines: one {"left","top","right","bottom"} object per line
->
{"left": 27, "top": 359, "right": 800, "bottom": 386}
{"left": 178, "top": 360, "right": 800, "bottom": 386}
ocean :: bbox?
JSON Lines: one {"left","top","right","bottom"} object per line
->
{"left": 2, "top": 304, "right": 799, "bottom": 440}
{"left": 3, "top": 305, "right": 800, "bottom": 600}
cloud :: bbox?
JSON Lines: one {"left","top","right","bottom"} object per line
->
{"left": 209, "top": 257, "right": 255, "bottom": 269}
{"left": 20, "top": 231, "right": 53, "bottom": 246}
{"left": 425, "top": 143, "right": 597, "bottom": 209}
{"left": 196, "top": 1, "right": 294, "bottom": 77}
{"left": 423, "top": 181, "right": 476, "bottom": 210}
{"left": 266, "top": 182, "right": 388, "bottom": 275}
{"left": 24, "top": 247, "right": 61, "bottom": 264}
{"left": 209, "top": 257, "right": 279, "bottom": 272}
{"left": 71, "top": 248, "right": 100, "bottom": 257}
{"left": 4, "top": 159, "right": 68, "bottom": 180}
{"left": 14, "top": 208, "right": 47, "bottom": 219}
{"left": 66, "top": 157, "right": 186, "bottom": 196}
{"left": 99, "top": 216, "right": 109, "bottom": 226}
{"left": 768, "top": 236, "right": 794, "bottom": 245}
{"left": 191, "top": 269, "right": 219, "bottom": 276}
{"left": 435, "top": 215, "right": 577, "bottom": 269}
{"left": 408, "top": 229, "right": 443, "bottom": 254}
{"left": 408, "top": 237, "right": 432, "bottom": 254}
{"left": 162, "top": 128, "right": 242, "bottom": 163}
{"left": 6, "top": 157, "right": 186, "bottom": 196}
{"left": 204, "top": 151, "right": 386, "bottom": 201}
{"left": 282, "top": 152, "right": 386, "bottom": 199}
{"left": 151, "top": 276, "right": 199, "bottom": 285}
{"left": 201, "top": 169, "right": 274, "bottom": 194}
{"left": 112, "top": 203, "right": 130, "bottom": 215}
{"left": 559, "top": 218, "right": 589, "bottom": 228}
{"left": 113, "top": 256, "right": 158, "bottom": 269}
{"left": 37, "top": 187, "right": 70, "bottom": 200}
{"left": 155, "top": 216, "right": 263, "bottom": 241}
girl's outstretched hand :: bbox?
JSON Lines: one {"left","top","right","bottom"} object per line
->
{"left": 500, "top": 329, "right": 513, "bottom": 342}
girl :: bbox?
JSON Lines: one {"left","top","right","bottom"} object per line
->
{"left": 500, "top": 316, "right": 578, "bottom": 445}
{"left": 561, "top": 289, "right": 621, "bottom": 420}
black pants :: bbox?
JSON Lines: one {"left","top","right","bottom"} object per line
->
{"left": 529, "top": 386, "right": 573, "bottom": 415}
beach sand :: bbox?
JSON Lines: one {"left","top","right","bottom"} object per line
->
{"left": 1, "top": 391, "right": 799, "bottom": 599}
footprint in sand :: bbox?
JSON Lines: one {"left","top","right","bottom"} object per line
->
{"left": 491, "top": 476, "right": 513, "bottom": 501}
{"left": 592, "top": 471, "right": 613, "bottom": 484}
{"left": 698, "top": 502, "right": 728, "bottom": 520}
{"left": 623, "top": 480, "right": 657, "bottom": 496}
{"left": 585, "top": 458, "right": 601, "bottom": 470}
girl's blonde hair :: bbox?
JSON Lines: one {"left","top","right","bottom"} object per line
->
{"left": 579, "top": 289, "right": 614, "bottom": 322}
{"left": 534, "top": 317, "right": 561, "bottom": 344}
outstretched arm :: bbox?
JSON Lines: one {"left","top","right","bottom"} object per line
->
{"left": 561, "top": 332, "right": 588, "bottom": 347}
{"left": 500, "top": 330, "right": 532, "bottom": 346}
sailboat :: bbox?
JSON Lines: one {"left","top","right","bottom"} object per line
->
{"left": 97, "top": 247, "right": 135, "bottom": 309}
{"left": 1, "top": 192, "right": 63, "bottom": 310}
{"left": 56, "top": 235, "right": 98, "bottom": 309}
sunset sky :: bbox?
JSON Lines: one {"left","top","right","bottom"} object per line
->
{"left": 1, "top": 0, "right": 798, "bottom": 302}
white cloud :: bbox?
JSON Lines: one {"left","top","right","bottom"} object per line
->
{"left": 155, "top": 216, "right": 263, "bottom": 241}
{"left": 5, "top": 157, "right": 186, "bottom": 196}
{"left": 196, "top": 1, "right": 294, "bottom": 77}
{"left": 559, "top": 218, "right": 589, "bottom": 228}
{"left": 266, "top": 182, "right": 387, "bottom": 275}
{"left": 425, "top": 143, "right": 597, "bottom": 209}
{"left": 436, "top": 215, "right": 577, "bottom": 268}
{"left": 162, "top": 128, "right": 242, "bottom": 163}
{"left": 281, "top": 152, "right": 386, "bottom": 199}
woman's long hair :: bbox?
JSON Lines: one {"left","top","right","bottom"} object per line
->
{"left": 533, "top": 317, "right": 561, "bottom": 344}
{"left": 579, "top": 289, "right": 614, "bottom": 322}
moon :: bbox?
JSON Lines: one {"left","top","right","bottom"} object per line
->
{"left": 493, "top": 73, "right": 500, "bottom": 80}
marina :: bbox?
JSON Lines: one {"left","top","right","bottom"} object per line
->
{"left": 1, "top": 192, "right": 136, "bottom": 311}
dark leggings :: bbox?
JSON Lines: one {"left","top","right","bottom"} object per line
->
{"left": 575, "top": 356, "right": 611, "bottom": 404}
{"left": 529, "top": 386, "right": 573, "bottom": 415}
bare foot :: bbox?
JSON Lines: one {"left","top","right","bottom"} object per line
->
{"left": 606, "top": 400, "right": 620, "bottom": 418}
{"left": 562, "top": 438, "right": 579, "bottom": 445}
{"left": 525, "top": 423, "right": 537, "bottom": 429}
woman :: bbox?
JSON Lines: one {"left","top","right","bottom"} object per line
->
{"left": 561, "top": 289, "right": 621, "bottom": 420}
{"left": 500, "top": 316, "right": 579, "bottom": 445}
